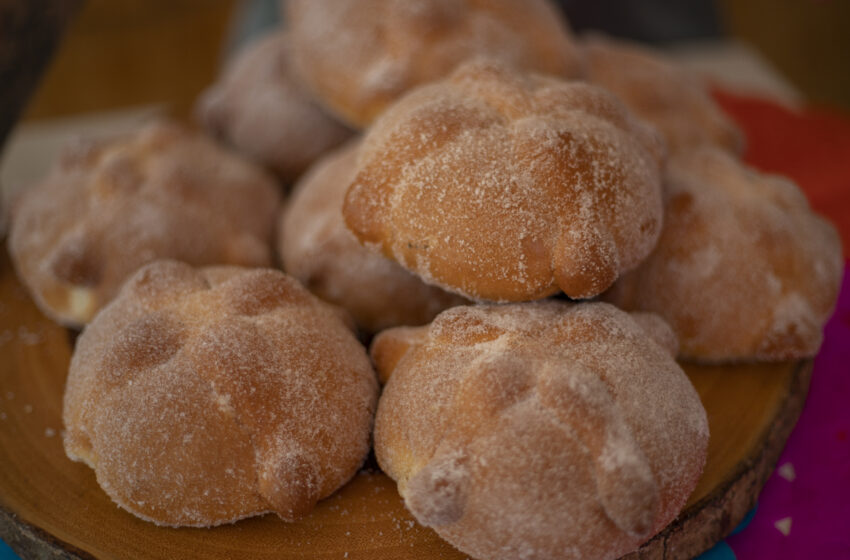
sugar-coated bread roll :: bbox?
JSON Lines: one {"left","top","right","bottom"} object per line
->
{"left": 197, "top": 31, "right": 353, "bottom": 182}
{"left": 373, "top": 302, "right": 708, "bottom": 560}
{"left": 605, "top": 148, "right": 843, "bottom": 362}
{"left": 7, "top": 121, "right": 280, "bottom": 327}
{"left": 582, "top": 34, "right": 744, "bottom": 155}
{"left": 280, "top": 141, "right": 467, "bottom": 333}
{"left": 63, "top": 261, "right": 378, "bottom": 527}
{"left": 286, "top": 0, "right": 584, "bottom": 127}
{"left": 343, "top": 58, "right": 665, "bottom": 302}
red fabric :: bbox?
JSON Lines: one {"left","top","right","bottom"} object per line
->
{"left": 709, "top": 91, "right": 850, "bottom": 559}
{"left": 713, "top": 91, "right": 850, "bottom": 255}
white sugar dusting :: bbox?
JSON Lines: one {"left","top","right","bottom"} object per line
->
{"left": 583, "top": 34, "right": 743, "bottom": 154}
{"left": 62, "top": 262, "right": 378, "bottom": 527}
{"left": 344, "top": 59, "right": 664, "bottom": 302}
{"left": 605, "top": 147, "right": 842, "bottom": 361}
{"left": 287, "top": 0, "right": 583, "bottom": 126}
{"left": 17, "top": 326, "right": 42, "bottom": 345}
{"left": 281, "top": 142, "right": 467, "bottom": 332}
{"left": 196, "top": 31, "right": 352, "bottom": 180}
{"left": 374, "top": 301, "right": 707, "bottom": 560}
{"left": 8, "top": 120, "right": 281, "bottom": 327}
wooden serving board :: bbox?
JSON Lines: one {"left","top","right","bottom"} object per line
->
{"left": 0, "top": 247, "right": 811, "bottom": 560}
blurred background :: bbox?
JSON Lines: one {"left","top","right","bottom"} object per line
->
{"left": 0, "top": 3, "right": 848, "bottom": 558}
{"left": 15, "top": 0, "right": 850, "bottom": 126}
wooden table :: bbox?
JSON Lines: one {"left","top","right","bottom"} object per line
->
{"left": 0, "top": 35, "right": 813, "bottom": 560}
{"left": 0, "top": 243, "right": 811, "bottom": 559}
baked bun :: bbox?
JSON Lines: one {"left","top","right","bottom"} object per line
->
{"left": 582, "top": 34, "right": 743, "bottom": 155}
{"left": 343, "top": 58, "right": 665, "bottom": 302}
{"left": 373, "top": 302, "right": 708, "bottom": 560}
{"left": 197, "top": 31, "right": 353, "bottom": 182}
{"left": 63, "top": 260, "right": 378, "bottom": 527}
{"left": 605, "top": 147, "right": 843, "bottom": 362}
{"left": 7, "top": 121, "right": 280, "bottom": 327}
{"left": 280, "top": 141, "right": 468, "bottom": 333}
{"left": 286, "top": 0, "right": 584, "bottom": 127}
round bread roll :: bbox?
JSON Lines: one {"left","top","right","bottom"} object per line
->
{"left": 582, "top": 34, "right": 744, "bottom": 155}
{"left": 343, "top": 58, "right": 666, "bottom": 302}
{"left": 63, "top": 260, "right": 379, "bottom": 527}
{"left": 605, "top": 147, "right": 843, "bottom": 362}
{"left": 286, "top": 0, "right": 584, "bottom": 127}
{"left": 197, "top": 31, "right": 353, "bottom": 182}
{"left": 7, "top": 120, "right": 280, "bottom": 327}
{"left": 280, "top": 141, "right": 468, "bottom": 333}
{"left": 373, "top": 302, "right": 708, "bottom": 560}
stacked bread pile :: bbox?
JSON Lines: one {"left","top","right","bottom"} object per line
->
{"left": 6, "top": 1, "right": 842, "bottom": 559}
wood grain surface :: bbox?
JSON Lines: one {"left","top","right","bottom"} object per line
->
{"left": 21, "top": 0, "right": 237, "bottom": 122}
{"left": 0, "top": 246, "right": 810, "bottom": 560}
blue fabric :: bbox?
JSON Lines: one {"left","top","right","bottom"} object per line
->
{"left": 730, "top": 505, "right": 758, "bottom": 536}
{"left": 0, "top": 539, "right": 20, "bottom": 560}
{"left": 694, "top": 506, "right": 758, "bottom": 559}
{"left": 697, "top": 540, "right": 737, "bottom": 560}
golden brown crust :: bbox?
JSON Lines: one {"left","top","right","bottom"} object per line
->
{"left": 373, "top": 302, "right": 707, "bottom": 560}
{"left": 279, "top": 141, "right": 467, "bottom": 333}
{"left": 604, "top": 147, "right": 843, "bottom": 362}
{"left": 629, "top": 311, "right": 680, "bottom": 356}
{"left": 63, "top": 261, "right": 378, "bottom": 527}
{"left": 582, "top": 33, "right": 744, "bottom": 155}
{"left": 343, "top": 59, "right": 665, "bottom": 302}
{"left": 370, "top": 326, "right": 429, "bottom": 384}
{"left": 197, "top": 31, "right": 353, "bottom": 182}
{"left": 286, "top": 0, "right": 584, "bottom": 127}
{"left": 7, "top": 120, "right": 281, "bottom": 327}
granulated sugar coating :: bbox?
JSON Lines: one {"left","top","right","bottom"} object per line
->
{"left": 280, "top": 141, "right": 468, "bottom": 333}
{"left": 373, "top": 301, "right": 708, "bottom": 560}
{"left": 7, "top": 121, "right": 281, "bottom": 327}
{"left": 343, "top": 59, "right": 665, "bottom": 302}
{"left": 286, "top": 0, "right": 584, "bottom": 127}
{"left": 197, "top": 31, "right": 353, "bottom": 182}
{"left": 582, "top": 34, "right": 744, "bottom": 156}
{"left": 605, "top": 147, "right": 843, "bottom": 362}
{"left": 63, "top": 261, "right": 378, "bottom": 527}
